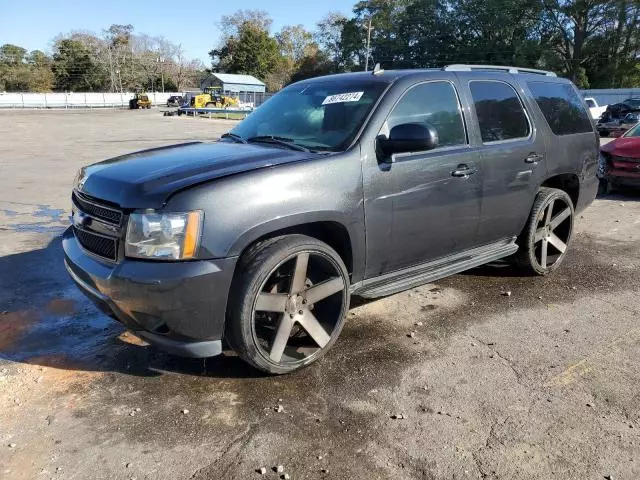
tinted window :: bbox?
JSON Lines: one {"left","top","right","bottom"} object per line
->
{"left": 585, "top": 99, "right": 596, "bottom": 108}
{"left": 384, "top": 81, "right": 466, "bottom": 147}
{"left": 469, "top": 81, "right": 530, "bottom": 142}
{"left": 528, "top": 82, "right": 593, "bottom": 135}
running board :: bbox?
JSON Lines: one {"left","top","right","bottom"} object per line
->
{"left": 352, "top": 238, "right": 518, "bottom": 299}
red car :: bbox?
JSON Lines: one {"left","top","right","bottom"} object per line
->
{"left": 599, "top": 122, "right": 640, "bottom": 192}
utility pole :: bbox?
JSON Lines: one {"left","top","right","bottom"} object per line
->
{"left": 364, "top": 17, "right": 373, "bottom": 72}
{"left": 157, "top": 57, "right": 166, "bottom": 92}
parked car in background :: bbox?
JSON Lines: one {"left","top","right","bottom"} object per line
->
{"left": 166, "top": 95, "right": 183, "bottom": 107}
{"left": 597, "top": 112, "right": 640, "bottom": 137}
{"left": 599, "top": 98, "right": 640, "bottom": 124}
{"left": 63, "top": 65, "right": 598, "bottom": 374}
{"left": 584, "top": 97, "right": 607, "bottom": 120}
{"left": 599, "top": 121, "right": 640, "bottom": 193}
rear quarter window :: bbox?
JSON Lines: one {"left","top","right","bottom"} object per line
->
{"left": 527, "top": 82, "right": 593, "bottom": 135}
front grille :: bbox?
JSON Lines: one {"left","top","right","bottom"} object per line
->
{"left": 72, "top": 192, "right": 122, "bottom": 225}
{"left": 74, "top": 227, "right": 117, "bottom": 261}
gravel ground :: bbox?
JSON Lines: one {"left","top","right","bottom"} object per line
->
{"left": 0, "top": 110, "right": 639, "bottom": 480}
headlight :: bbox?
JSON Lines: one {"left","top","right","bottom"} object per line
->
{"left": 125, "top": 211, "right": 202, "bottom": 260}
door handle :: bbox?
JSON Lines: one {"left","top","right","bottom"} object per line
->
{"left": 525, "top": 153, "right": 544, "bottom": 164}
{"left": 452, "top": 164, "right": 477, "bottom": 178}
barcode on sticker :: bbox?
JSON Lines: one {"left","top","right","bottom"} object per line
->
{"left": 322, "top": 92, "right": 364, "bottom": 105}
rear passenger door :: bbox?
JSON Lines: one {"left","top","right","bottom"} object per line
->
{"left": 462, "top": 77, "right": 548, "bottom": 245}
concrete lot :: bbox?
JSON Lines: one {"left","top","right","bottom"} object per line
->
{"left": 0, "top": 110, "right": 639, "bottom": 480}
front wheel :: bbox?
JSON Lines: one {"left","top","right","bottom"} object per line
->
{"left": 514, "top": 187, "right": 574, "bottom": 275}
{"left": 226, "top": 235, "right": 350, "bottom": 374}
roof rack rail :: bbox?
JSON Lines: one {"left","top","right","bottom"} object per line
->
{"left": 443, "top": 64, "right": 557, "bottom": 77}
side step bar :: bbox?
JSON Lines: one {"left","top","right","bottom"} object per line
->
{"left": 352, "top": 238, "right": 518, "bottom": 299}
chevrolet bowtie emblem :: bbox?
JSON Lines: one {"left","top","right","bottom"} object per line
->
{"left": 72, "top": 211, "right": 92, "bottom": 228}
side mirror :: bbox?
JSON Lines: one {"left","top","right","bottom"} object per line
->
{"left": 377, "top": 122, "right": 439, "bottom": 158}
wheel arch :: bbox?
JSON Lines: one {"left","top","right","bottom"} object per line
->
{"left": 541, "top": 173, "right": 580, "bottom": 208}
{"left": 228, "top": 213, "right": 361, "bottom": 283}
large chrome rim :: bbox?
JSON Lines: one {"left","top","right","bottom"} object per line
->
{"left": 533, "top": 197, "right": 572, "bottom": 269}
{"left": 251, "top": 251, "right": 348, "bottom": 366}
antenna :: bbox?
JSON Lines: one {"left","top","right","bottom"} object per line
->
{"left": 372, "top": 63, "right": 384, "bottom": 76}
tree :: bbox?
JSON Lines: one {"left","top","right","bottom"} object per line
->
{"left": 316, "top": 12, "right": 350, "bottom": 71}
{"left": 290, "top": 47, "right": 334, "bottom": 83}
{"left": 0, "top": 44, "right": 55, "bottom": 91}
{"left": 276, "top": 25, "right": 315, "bottom": 63}
{"left": 352, "top": 0, "right": 413, "bottom": 68}
{"left": 218, "top": 9, "right": 273, "bottom": 40}
{"left": 538, "top": 0, "right": 620, "bottom": 86}
{"left": 210, "top": 21, "right": 281, "bottom": 83}
{"left": 52, "top": 37, "right": 108, "bottom": 91}
{"left": 26, "top": 50, "right": 54, "bottom": 91}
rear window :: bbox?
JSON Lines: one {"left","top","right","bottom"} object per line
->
{"left": 528, "top": 82, "right": 593, "bottom": 135}
{"left": 469, "top": 81, "right": 530, "bottom": 143}
{"left": 585, "top": 99, "right": 596, "bottom": 108}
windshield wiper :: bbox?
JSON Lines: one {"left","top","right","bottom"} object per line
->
{"left": 246, "top": 135, "right": 309, "bottom": 152}
{"left": 220, "top": 132, "right": 247, "bottom": 144}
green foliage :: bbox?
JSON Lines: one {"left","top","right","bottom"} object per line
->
{"left": 52, "top": 38, "right": 107, "bottom": 91}
{"left": 0, "top": 44, "right": 54, "bottom": 91}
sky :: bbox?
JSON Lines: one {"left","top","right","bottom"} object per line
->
{"left": 0, "top": 0, "right": 354, "bottom": 65}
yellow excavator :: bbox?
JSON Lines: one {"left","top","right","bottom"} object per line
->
{"left": 190, "top": 87, "right": 239, "bottom": 109}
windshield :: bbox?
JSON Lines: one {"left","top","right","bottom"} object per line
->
{"left": 624, "top": 98, "right": 640, "bottom": 108}
{"left": 229, "top": 80, "right": 388, "bottom": 151}
{"left": 623, "top": 122, "right": 640, "bottom": 137}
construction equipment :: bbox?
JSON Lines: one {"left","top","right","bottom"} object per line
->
{"left": 129, "top": 92, "right": 152, "bottom": 109}
{"left": 190, "top": 87, "right": 239, "bottom": 109}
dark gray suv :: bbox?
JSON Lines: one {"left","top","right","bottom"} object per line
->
{"left": 63, "top": 65, "right": 599, "bottom": 374}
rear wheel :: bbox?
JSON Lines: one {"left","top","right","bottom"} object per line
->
{"left": 514, "top": 187, "right": 574, "bottom": 275}
{"left": 226, "top": 235, "right": 350, "bottom": 374}
{"left": 205, "top": 102, "right": 215, "bottom": 108}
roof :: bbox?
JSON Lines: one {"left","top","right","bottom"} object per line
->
{"left": 209, "top": 73, "right": 265, "bottom": 86}
{"left": 291, "top": 66, "right": 568, "bottom": 89}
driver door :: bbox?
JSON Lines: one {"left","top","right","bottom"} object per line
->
{"left": 362, "top": 80, "right": 483, "bottom": 277}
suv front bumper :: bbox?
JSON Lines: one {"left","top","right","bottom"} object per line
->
{"left": 62, "top": 226, "right": 237, "bottom": 358}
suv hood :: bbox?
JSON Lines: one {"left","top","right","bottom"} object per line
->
{"left": 77, "top": 142, "right": 318, "bottom": 208}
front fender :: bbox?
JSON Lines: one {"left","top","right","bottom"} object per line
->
{"left": 166, "top": 151, "right": 366, "bottom": 282}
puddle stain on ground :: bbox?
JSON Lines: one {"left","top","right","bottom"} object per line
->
{"left": 0, "top": 203, "right": 68, "bottom": 234}
{"left": 0, "top": 310, "right": 39, "bottom": 351}
{"left": 0, "top": 294, "right": 118, "bottom": 365}
{"left": 33, "top": 205, "right": 66, "bottom": 223}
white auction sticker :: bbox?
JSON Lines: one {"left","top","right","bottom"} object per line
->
{"left": 322, "top": 91, "right": 364, "bottom": 105}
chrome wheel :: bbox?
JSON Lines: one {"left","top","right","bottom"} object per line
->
{"left": 533, "top": 196, "right": 572, "bottom": 270}
{"left": 251, "top": 251, "right": 348, "bottom": 366}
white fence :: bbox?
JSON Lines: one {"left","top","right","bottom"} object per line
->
{"left": 0, "top": 92, "right": 182, "bottom": 109}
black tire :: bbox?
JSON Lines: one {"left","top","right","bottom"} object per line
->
{"left": 226, "top": 235, "right": 350, "bottom": 374}
{"left": 205, "top": 102, "right": 215, "bottom": 108}
{"left": 514, "top": 187, "right": 574, "bottom": 276}
{"left": 599, "top": 130, "right": 609, "bottom": 137}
